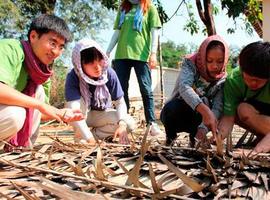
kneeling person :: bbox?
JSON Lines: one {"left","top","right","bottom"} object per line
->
{"left": 65, "top": 39, "right": 135, "bottom": 144}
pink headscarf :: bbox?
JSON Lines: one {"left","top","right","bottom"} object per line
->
{"left": 186, "top": 35, "right": 229, "bottom": 82}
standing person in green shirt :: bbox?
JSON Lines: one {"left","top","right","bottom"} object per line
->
{"left": 106, "top": 0, "right": 163, "bottom": 136}
{"left": 218, "top": 41, "right": 270, "bottom": 153}
{"left": 0, "top": 14, "right": 84, "bottom": 151}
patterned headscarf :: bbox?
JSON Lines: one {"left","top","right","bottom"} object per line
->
{"left": 186, "top": 35, "right": 229, "bottom": 82}
{"left": 72, "top": 39, "right": 110, "bottom": 110}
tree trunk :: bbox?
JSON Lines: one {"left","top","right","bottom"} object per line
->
{"left": 244, "top": 10, "right": 263, "bottom": 38}
{"left": 196, "top": 0, "right": 216, "bottom": 36}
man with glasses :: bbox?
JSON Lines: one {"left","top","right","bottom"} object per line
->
{"left": 0, "top": 14, "right": 84, "bottom": 151}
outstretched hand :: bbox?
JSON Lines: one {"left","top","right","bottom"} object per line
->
{"left": 59, "top": 108, "right": 84, "bottom": 122}
{"left": 39, "top": 103, "right": 84, "bottom": 123}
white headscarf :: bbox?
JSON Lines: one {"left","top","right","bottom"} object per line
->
{"left": 72, "top": 38, "right": 110, "bottom": 110}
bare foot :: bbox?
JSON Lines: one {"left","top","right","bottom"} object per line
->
{"left": 254, "top": 133, "right": 270, "bottom": 153}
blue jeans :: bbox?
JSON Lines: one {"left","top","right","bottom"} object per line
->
{"left": 113, "top": 59, "right": 156, "bottom": 124}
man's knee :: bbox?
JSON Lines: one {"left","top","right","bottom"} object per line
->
{"left": 237, "top": 102, "right": 256, "bottom": 123}
{"left": 0, "top": 106, "right": 26, "bottom": 140}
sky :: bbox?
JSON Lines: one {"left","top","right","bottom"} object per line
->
{"left": 99, "top": 0, "right": 261, "bottom": 52}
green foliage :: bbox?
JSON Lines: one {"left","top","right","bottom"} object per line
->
{"left": 0, "top": 0, "right": 113, "bottom": 41}
{"left": 50, "top": 60, "right": 68, "bottom": 108}
{"left": 154, "top": 0, "right": 169, "bottom": 25}
{"left": 183, "top": 3, "right": 200, "bottom": 35}
{"left": 221, "top": 0, "right": 262, "bottom": 36}
{"left": 99, "top": 0, "right": 119, "bottom": 10}
{"left": 221, "top": 0, "right": 262, "bottom": 23}
{"left": 182, "top": 1, "right": 219, "bottom": 36}
{"left": 0, "top": 0, "right": 24, "bottom": 38}
{"left": 0, "top": 0, "right": 56, "bottom": 39}
{"left": 221, "top": 0, "right": 249, "bottom": 19}
{"left": 56, "top": 0, "right": 113, "bottom": 41}
{"left": 226, "top": 45, "right": 241, "bottom": 75}
{"left": 161, "top": 41, "right": 193, "bottom": 69}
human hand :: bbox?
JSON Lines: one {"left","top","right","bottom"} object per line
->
{"left": 38, "top": 103, "right": 84, "bottom": 123}
{"left": 59, "top": 108, "right": 84, "bottom": 122}
{"left": 195, "top": 128, "right": 208, "bottom": 142}
{"left": 201, "top": 109, "right": 217, "bottom": 137}
{"left": 38, "top": 103, "right": 62, "bottom": 122}
{"left": 149, "top": 53, "right": 157, "bottom": 69}
{"left": 113, "top": 123, "right": 130, "bottom": 144}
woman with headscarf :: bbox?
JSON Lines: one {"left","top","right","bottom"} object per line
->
{"left": 160, "top": 35, "right": 230, "bottom": 146}
{"left": 106, "top": 0, "right": 162, "bottom": 136}
{"left": 65, "top": 39, "right": 135, "bottom": 145}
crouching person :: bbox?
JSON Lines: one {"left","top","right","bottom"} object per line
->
{"left": 0, "top": 14, "right": 84, "bottom": 151}
{"left": 160, "top": 35, "right": 229, "bottom": 146}
{"left": 219, "top": 41, "right": 270, "bottom": 153}
{"left": 65, "top": 39, "right": 136, "bottom": 145}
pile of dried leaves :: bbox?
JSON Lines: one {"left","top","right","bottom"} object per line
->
{"left": 0, "top": 126, "right": 270, "bottom": 199}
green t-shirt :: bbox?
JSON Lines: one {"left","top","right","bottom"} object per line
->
{"left": 0, "top": 39, "right": 51, "bottom": 102}
{"left": 113, "top": 4, "right": 161, "bottom": 62}
{"left": 223, "top": 67, "right": 270, "bottom": 116}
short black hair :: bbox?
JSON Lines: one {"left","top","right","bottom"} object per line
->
{"left": 81, "top": 47, "right": 103, "bottom": 64}
{"left": 27, "top": 14, "right": 72, "bottom": 43}
{"left": 239, "top": 41, "right": 270, "bottom": 79}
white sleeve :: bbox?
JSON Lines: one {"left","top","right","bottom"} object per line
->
{"left": 151, "top": 28, "right": 159, "bottom": 54}
{"left": 106, "top": 30, "right": 120, "bottom": 54}
{"left": 114, "top": 96, "right": 127, "bottom": 122}
{"left": 65, "top": 100, "right": 94, "bottom": 140}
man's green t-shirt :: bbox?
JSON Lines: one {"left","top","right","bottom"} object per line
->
{"left": 223, "top": 67, "right": 270, "bottom": 116}
{"left": 113, "top": 4, "right": 161, "bottom": 62}
{"left": 0, "top": 39, "right": 51, "bottom": 102}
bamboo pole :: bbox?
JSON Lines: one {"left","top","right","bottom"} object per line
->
{"left": 158, "top": 35, "right": 165, "bottom": 106}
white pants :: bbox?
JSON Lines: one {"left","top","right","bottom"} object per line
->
{"left": 0, "top": 86, "right": 45, "bottom": 145}
{"left": 86, "top": 109, "right": 135, "bottom": 140}
{"left": 70, "top": 98, "right": 136, "bottom": 140}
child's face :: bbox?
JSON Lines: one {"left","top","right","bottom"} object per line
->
{"left": 82, "top": 60, "right": 104, "bottom": 78}
{"left": 30, "top": 30, "right": 65, "bottom": 65}
{"left": 242, "top": 72, "right": 268, "bottom": 91}
{"left": 206, "top": 47, "right": 224, "bottom": 78}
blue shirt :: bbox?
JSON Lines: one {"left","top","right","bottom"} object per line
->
{"left": 65, "top": 67, "right": 124, "bottom": 110}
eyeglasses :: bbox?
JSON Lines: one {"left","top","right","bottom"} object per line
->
{"left": 48, "top": 38, "right": 65, "bottom": 52}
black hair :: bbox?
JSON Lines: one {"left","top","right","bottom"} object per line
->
{"left": 239, "top": 41, "right": 270, "bottom": 79}
{"left": 206, "top": 40, "right": 225, "bottom": 53}
{"left": 81, "top": 47, "right": 104, "bottom": 65}
{"left": 27, "top": 14, "right": 72, "bottom": 43}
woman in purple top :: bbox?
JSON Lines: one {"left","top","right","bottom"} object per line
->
{"left": 65, "top": 39, "right": 135, "bottom": 145}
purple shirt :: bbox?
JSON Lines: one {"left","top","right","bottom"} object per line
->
{"left": 65, "top": 67, "right": 124, "bottom": 110}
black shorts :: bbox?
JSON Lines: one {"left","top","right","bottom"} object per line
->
{"left": 245, "top": 99, "right": 270, "bottom": 116}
